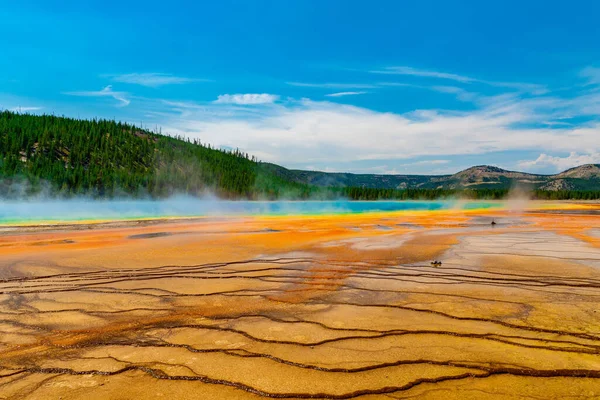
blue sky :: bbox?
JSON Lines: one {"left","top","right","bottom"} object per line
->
{"left": 2, "top": 0, "right": 600, "bottom": 174}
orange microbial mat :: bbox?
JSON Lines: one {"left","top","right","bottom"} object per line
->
{"left": 1, "top": 203, "right": 600, "bottom": 399}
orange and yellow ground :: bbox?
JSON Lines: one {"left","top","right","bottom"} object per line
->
{"left": 1, "top": 203, "right": 599, "bottom": 399}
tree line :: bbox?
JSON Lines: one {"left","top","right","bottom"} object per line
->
{"left": 339, "top": 187, "right": 600, "bottom": 200}
{"left": 0, "top": 111, "right": 309, "bottom": 199}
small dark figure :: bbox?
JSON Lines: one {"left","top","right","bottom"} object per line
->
{"left": 491, "top": 220, "right": 497, "bottom": 226}
{"left": 430, "top": 260, "right": 442, "bottom": 266}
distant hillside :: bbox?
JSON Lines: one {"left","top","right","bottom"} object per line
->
{"left": 263, "top": 163, "right": 600, "bottom": 191}
{"left": 259, "top": 163, "right": 434, "bottom": 189}
{"left": 1, "top": 111, "right": 599, "bottom": 199}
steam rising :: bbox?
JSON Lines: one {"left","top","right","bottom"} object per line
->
{"left": 0, "top": 197, "right": 505, "bottom": 224}
{"left": 505, "top": 186, "right": 533, "bottom": 213}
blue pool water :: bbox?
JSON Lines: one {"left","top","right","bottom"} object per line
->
{"left": 0, "top": 198, "right": 503, "bottom": 224}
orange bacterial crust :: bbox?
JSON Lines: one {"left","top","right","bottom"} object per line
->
{"left": 1, "top": 203, "right": 599, "bottom": 399}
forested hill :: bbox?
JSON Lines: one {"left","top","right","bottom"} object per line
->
{"left": 0, "top": 111, "right": 312, "bottom": 199}
{"left": 1, "top": 111, "right": 600, "bottom": 200}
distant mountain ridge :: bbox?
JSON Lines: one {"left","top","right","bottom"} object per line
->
{"left": 261, "top": 163, "right": 600, "bottom": 191}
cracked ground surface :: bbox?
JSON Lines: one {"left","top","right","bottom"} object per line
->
{"left": 1, "top": 204, "right": 600, "bottom": 399}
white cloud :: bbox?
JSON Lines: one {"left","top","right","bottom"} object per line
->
{"left": 109, "top": 73, "right": 206, "bottom": 87}
{"left": 9, "top": 106, "right": 42, "bottom": 113}
{"left": 64, "top": 85, "right": 130, "bottom": 107}
{"left": 156, "top": 93, "right": 600, "bottom": 167}
{"left": 287, "top": 82, "right": 378, "bottom": 89}
{"left": 519, "top": 152, "right": 600, "bottom": 172}
{"left": 213, "top": 93, "right": 279, "bottom": 105}
{"left": 325, "top": 91, "right": 367, "bottom": 97}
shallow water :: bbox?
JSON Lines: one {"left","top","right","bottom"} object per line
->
{"left": 0, "top": 198, "right": 502, "bottom": 223}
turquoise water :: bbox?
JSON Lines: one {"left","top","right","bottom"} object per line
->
{"left": 0, "top": 198, "right": 503, "bottom": 224}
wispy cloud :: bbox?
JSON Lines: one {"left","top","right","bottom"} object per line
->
{"left": 399, "top": 159, "right": 450, "bottom": 167}
{"left": 289, "top": 77, "right": 541, "bottom": 102}
{"left": 288, "top": 81, "right": 478, "bottom": 101}
{"left": 325, "top": 91, "right": 367, "bottom": 97}
{"left": 160, "top": 99, "right": 274, "bottom": 119}
{"left": 214, "top": 93, "right": 279, "bottom": 105}
{"left": 489, "top": 81, "right": 548, "bottom": 94}
{"left": 287, "top": 82, "right": 378, "bottom": 89}
{"left": 431, "top": 86, "right": 477, "bottom": 102}
{"left": 377, "top": 82, "right": 421, "bottom": 88}
{"left": 108, "top": 73, "right": 206, "bottom": 88}
{"left": 580, "top": 66, "right": 600, "bottom": 86}
{"left": 371, "top": 66, "right": 547, "bottom": 94}
{"left": 64, "top": 85, "right": 130, "bottom": 106}
{"left": 519, "top": 152, "right": 600, "bottom": 172}
{"left": 371, "top": 66, "right": 475, "bottom": 83}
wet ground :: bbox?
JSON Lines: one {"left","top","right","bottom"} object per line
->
{"left": 1, "top": 205, "right": 600, "bottom": 399}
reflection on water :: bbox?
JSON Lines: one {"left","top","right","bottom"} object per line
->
{"left": 0, "top": 198, "right": 503, "bottom": 223}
